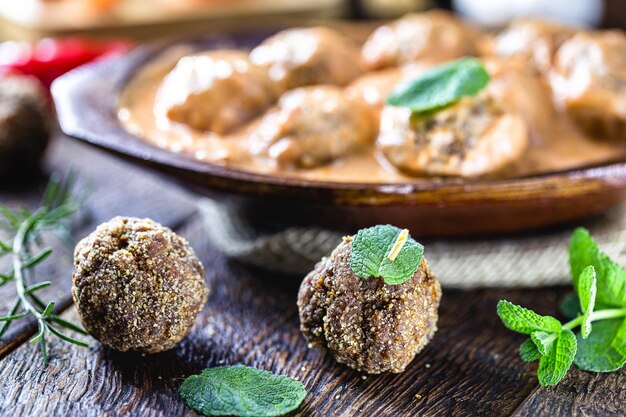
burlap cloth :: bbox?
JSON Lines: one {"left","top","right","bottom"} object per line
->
{"left": 198, "top": 198, "right": 626, "bottom": 288}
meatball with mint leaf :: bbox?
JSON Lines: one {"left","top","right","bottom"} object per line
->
{"left": 297, "top": 225, "right": 441, "bottom": 374}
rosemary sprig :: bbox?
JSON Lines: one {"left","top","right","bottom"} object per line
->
{"left": 0, "top": 173, "right": 88, "bottom": 364}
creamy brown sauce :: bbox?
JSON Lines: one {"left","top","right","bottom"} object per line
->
{"left": 118, "top": 47, "right": 626, "bottom": 184}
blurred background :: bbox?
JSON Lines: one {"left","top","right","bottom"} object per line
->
{"left": 1, "top": 0, "right": 625, "bottom": 87}
{"left": 1, "top": 0, "right": 626, "bottom": 41}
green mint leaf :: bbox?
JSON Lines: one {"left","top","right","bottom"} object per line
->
{"left": 519, "top": 339, "right": 542, "bottom": 362}
{"left": 349, "top": 224, "right": 424, "bottom": 285}
{"left": 560, "top": 291, "right": 612, "bottom": 320}
{"left": 496, "top": 300, "right": 562, "bottom": 335}
{"left": 574, "top": 318, "right": 626, "bottom": 372}
{"left": 531, "top": 331, "right": 558, "bottom": 356}
{"left": 559, "top": 293, "right": 581, "bottom": 320}
{"left": 386, "top": 57, "right": 490, "bottom": 113}
{"left": 577, "top": 265, "right": 597, "bottom": 338}
{"left": 537, "top": 329, "right": 577, "bottom": 387}
{"left": 569, "top": 228, "right": 626, "bottom": 308}
{"left": 179, "top": 365, "right": 306, "bottom": 417}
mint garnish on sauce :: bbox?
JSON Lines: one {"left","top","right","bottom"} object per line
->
{"left": 386, "top": 57, "right": 490, "bottom": 114}
{"left": 179, "top": 365, "right": 306, "bottom": 417}
{"left": 350, "top": 224, "right": 424, "bottom": 285}
{"left": 497, "top": 228, "right": 626, "bottom": 386}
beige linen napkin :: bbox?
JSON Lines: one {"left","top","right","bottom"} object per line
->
{"left": 199, "top": 198, "right": 626, "bottom": 288}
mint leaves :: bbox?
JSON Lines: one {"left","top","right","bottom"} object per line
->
{"left": 497, "top": 301, "right": 561, "bottom": 334}
{"left": 575, "top": 318, "right": 626, "bottom": 372}
{"left": 386, "top": 57, "right": 490, "bottom": 114}
{"left": 179, "top": 365, "right": 306, "bottom": 417}
{"left": 497, "top": 227, "right": 626, "bottom": 386}
{"left": 497, "top": 300, "right": 577, "bottom": 386}
{"left": 519, "top": 339, "right": 541, "bottom": 362}
{"left": 577, "top": 265, "right": 596, "bottom": 338}
{"left": 569, "top": 228, "right": 626, "bottom": 308}
{"left": 496, "top": 301, "right": 578, "bottom": 387}
{"left": 349, "top": 225, "right": 424, "bottom": 285}
{"left": 537, "top": 329, "right": 577, "bottom": 386}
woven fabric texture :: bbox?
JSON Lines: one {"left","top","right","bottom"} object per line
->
{"left": 199, "top": 198, "right": 626, "bottom": 288}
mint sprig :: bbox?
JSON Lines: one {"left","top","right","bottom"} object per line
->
{"left": 537, "top": 329, "right": 577, "bottom": 386}
{"left": 575, "top": 318, "right": 626, "bottom": 372}
{"left": 386, "top": 57, "right": 490, "bottom": 114}
{"left": 179, "top": 365, "right": 306, "bottom": 417}
{"left": 577, "top": 265, "right": 596, "bottom": 338}
{"left": 497, "top": 227, "right": 626, "bottom": 386}
{"left": 497, "top": 301, "right": 561, "bottom": 334}
{"left": 349, "top": 225, "right": 424, "bottom": 285}
{"left": 519, "top": 339, "right": 541, "bottom": 362}
{"left": 569, "top": 228, "right": 626, "bottom": 308}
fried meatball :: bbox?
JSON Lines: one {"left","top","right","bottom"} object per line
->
{"left": 377, "top": 94, "right": 529, "bottom": 177}
{"left": 154, "top": 50, "right": 278, "bottom": 134}
{"left": 298, "top": 236, "right": 441, "bottom": 374}
{"left": 72, "top": 217, "right": 208, "bottom": 353}
{"left": 550, "top": 31, "right": 626, "bottom": 138}
{"left": 0, "top": 75, "right": 50, "bottom": 180}
{"left": 249, "top": 27, "right": 363, "bottom": 90}
{"left": 249, "top": 86, "right": 374, "bottom": 169}
{"left": 493, "top": 19, "right": 575, "bottom": 75}
{"left": 361, "top": 10, "right": 477, "bottom": 71}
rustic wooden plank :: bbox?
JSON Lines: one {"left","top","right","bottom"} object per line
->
{"left": 0, "top": 134, "right": 198, "bottom": 357}
{"left": 0, "top": 213, "right": 578, "bottom": 417}
{"left": 2, "top": 136, "right": 623, "bottom": 416}
{"left": 511, "top": 362, "right": 626, "bottom": 416}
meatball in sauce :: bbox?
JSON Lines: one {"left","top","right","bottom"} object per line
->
{"left": 550, "top": 31, "right": 626, "bottom": 138}
{"left": 345, "top": 64, "right": 430, "bottom": 126}
{"left": 493, "top": 19, "right": 575, "bottom": 74}
{"left": 250, "top": 27, "right": 363, "bottom": 91}
{"left": 249, "top": 86, "right": 375, "bottom": 169}
{"left": 361, "top": 10, "right": 478, "bottom": 71}
{"left": 377, "top": 93, "right": 529, "bottom": 177}
{"left": 118, "top": 14, "right": 626, "bottom": 183}
{"left": 485, "top": 57, "right": 557, "bottom": 132}
{"left": 155, "top": 50, "right": 278, "bottom": 134}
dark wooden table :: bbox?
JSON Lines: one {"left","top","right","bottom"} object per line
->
{"left": 0, "top": 134, "right": 624, "bottom": 417}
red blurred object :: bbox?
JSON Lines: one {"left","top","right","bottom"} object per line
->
{"left": 0, "top": 37, "right": 132, "bottom": 88}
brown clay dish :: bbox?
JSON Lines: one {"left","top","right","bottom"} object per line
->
{"left": 52, "top": 28, "right": 626, "bottom": 238}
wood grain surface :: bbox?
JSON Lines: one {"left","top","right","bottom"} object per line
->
{"left": 0, "top": 134, "right": 623, "bottom": 417}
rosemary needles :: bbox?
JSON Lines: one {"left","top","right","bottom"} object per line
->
{"left": 0, "top": 172, "right": 88, "bottom": 364}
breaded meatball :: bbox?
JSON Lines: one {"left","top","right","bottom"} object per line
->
{"left": 550, "top": 31, "right": 626, "bottom": 138}
{"left": 72, "top": 217, "right": 209, "bottom": 353}
{"left": 0, "top": 75, "right": 50, "bottom": 180}
{"left": 249, "top": 86, "right": 374, "bottom": 169}
{"left": 361, "top": 10, "right": 477, "bottom": 71}
{"left": 493, "top": 19, "right": 575, "bottom": 75}
{"left": 249, "top": 27, "right": 363, "bottom": 90}
{"left": 155, "top": 50, "right": 278, "bottom": 134}
{"left": 298, "top": 236, "right": 441, "bottom": 374}
{"left": 377, "top": 94, "right": 529, "bottom": 177}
